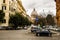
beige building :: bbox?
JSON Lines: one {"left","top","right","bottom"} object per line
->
{"left": 0, "top": 0, "right": 9, "bottom": 26}
{"left": 9, "top": 0, "right": 26, "bottom": 16}
{"left": 0, "top": 0, "right": 26, "bottom": 26}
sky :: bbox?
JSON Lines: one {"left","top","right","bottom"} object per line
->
{"left": 21, "top": 0, "right": 56, "bottom": 16}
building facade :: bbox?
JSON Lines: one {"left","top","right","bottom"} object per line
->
{"left": 0, "top": 0, "right": 9, "bottom": 26}
{"left": 56, "top": 0, "right": 60, "bottom": 27}
{"left": 0, "top": 0, "right": 26, "bottom": 26}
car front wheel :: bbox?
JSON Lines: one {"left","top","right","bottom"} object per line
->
{"left": 36, "top": 33, "right": 39, "bottom": 36}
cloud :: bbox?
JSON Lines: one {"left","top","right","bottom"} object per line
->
{"left": 21, "top": 0, "right": 56, "bottom": 16}
{"left": 22, "top": 0, "right": 55, "bottom": 8}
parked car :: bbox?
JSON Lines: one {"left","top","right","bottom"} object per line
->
{"left": 36, "top": 29, "right": 52, "bottom": 37}
{"left": 46, "top": 27, "right": 59, "bottom": 31}
{"left": 24, "top": 26, "right": 27, "bottom": 30}
{"left": 6, "top": 27, "right": 13, "bottom": 30}
{"left": 31, "top": 26, "right": 38, "bottom": 33}
{"left": 55, "top": 28, "right": 60, "bottom": 32}
{"left": 16, "top": 27, "right": 21, "bottom": 30}
{"left": 0, "top": 26, "right": 6, "bottom": 30}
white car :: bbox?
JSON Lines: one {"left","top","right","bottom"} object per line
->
{"left": 31, "top": 26, "right": 38, "bottom": 32}
{"left": 0, "top": 26, "right": 6, "bottom": 30}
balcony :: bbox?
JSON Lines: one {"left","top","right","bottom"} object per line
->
{"left": 1, "top": 3, "right": 6, "bottom": 6}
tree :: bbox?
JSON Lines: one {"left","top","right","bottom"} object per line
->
{"left": 0, "top": 10, "right": 5, "bottom": 23}
{"left": 24, "top": 17, "right": 32, "bottom": 26}
{"left": 9, "top": 12, "right": 32, "bottom": 29}
{"left": 46, "top": 14, "right": 55, "bottom": 26}
{"left": 9, "top": 12, "right": 23, "bottom": 29}
{"left": 38, "top": 18, "right": 47, "bottom": 27}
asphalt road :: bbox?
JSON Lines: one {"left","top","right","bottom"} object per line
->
{"left": 0, "top": 30, "right": 60, "bottom": 40}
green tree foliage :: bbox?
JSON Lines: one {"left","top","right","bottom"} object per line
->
{"left": 0, "top": 10, "right": 5, "bottom": 23}
{"left": 38, "top": 18, "right": 47, "bottom": 27}
{"left": 46, "top": 14, "right": 55, "bottom": 26}
{"left": 9, "top": 12, "right": 32, "bottom": 29}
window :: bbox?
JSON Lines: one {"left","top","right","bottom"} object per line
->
{"left": 2, "top": 6, "right": 6, "bottom": 10}
{"left": 3, "top": 0, "right": 5, "bottom": 3}
{"left": 12, "top": 0, "right": 14, "bottom": 1}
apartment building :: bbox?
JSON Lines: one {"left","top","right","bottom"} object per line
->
{"left": 0, "top": 0, "right": 26, "bottom": 26}
{"left": 0, "top": 0, "right": 9, "bottom": 26}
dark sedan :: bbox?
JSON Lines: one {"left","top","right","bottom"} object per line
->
{"left": 36, "top": 29, "right": 52, "bottom": 37}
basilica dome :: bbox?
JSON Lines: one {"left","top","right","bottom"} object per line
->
{"left": 31, "top": 8, "right": 38, "bottom": 18}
